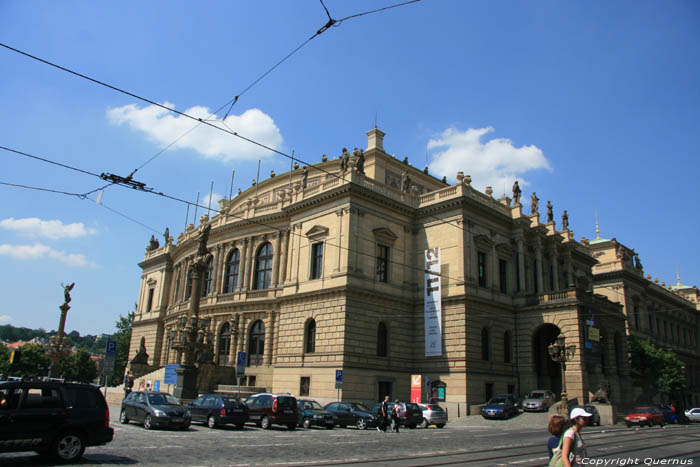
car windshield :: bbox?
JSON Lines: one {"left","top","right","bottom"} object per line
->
{"left": 301, "top": 401, "right": 323, "bottom": 410}
{"left": 631, "top": 407, "right": 652, "bottom": 414}
{"left": 528, "top": 392, "right": 545, "bottom": 399}
{"left": 488, "top": 397, "right": 508, "bottom": 405}
{"left": 276, "top": 396, "right": 296, "bottom": 408}
{"left": 406, "top": 403, "right": 420, "bottom": 411}
{"left": 148, "top": 393, "right": 180, "bottom": 406}
{"left": 222, "top": 397, "right": 240, "bottom": 405}
{"left": 351, "top": 403, "right": 371, "bottom": 412}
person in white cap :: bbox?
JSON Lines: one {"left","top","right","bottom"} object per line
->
{"left": 551, "top": 407, "right": 592, "bottom": 466}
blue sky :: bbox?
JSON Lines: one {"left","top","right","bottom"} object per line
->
{"left": 1, "top": 0, "right": 699, "bottom": 335}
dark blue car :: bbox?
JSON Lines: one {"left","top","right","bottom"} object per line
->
{"left": 185, "top": 394, "right": 249, "bottom": 429}
{"left": 482, "top": 395, "right": 519, "bottom": 419}
{"left": 297, "top": 399, "right": 337, "bottom": 429}
{"left": 659, "top": 405, "right": 679, "bottom": 424}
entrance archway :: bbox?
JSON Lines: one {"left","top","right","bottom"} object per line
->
{"left": 532, "top": 324, "right": 562, "bottom": 395}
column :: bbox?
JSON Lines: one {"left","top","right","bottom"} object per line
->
{"left": 349, "top": 208, "right": 360, "bottom": 272}
{"left": 335, "top": 210, "right": 344, "bottom": 272}
{"left": 238, "top": 238, "right": 249, "bottom": 291}
{"left": 229, "top": 316, "right": 238, "bottom": 366}
{"left": 516, "top": 237, "right": 526, "bottom": 293}
{"left": 247, "top": 237, "right": 257, "bottom": 290}
{"left": 212, "top": 245, "right": 222, "bottom": 295}
{"left": 550, "top": 246, "right": 560, "bottom": 291}
{"left": 264, "top": 312, "right": 275, "bottom": 365}
{"left": 491, "top": 243, "right": 499, "bottom": 290}
{"left": 565, "top": 251, "right": 574, "bottom": 288}
{"left": 280, "top": 230, "right": 289, "bottom": 283}
{"left": 272, "top": 232, "right": 282, "bottom": 288}
{"left": 286, "top": 225, "right": 296, "bottom": 283}
{"left": 535, "top": 240, "right": 544, "bottom": 294}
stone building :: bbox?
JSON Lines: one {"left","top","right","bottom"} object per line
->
{"left": 129, "top": 127, "right": 631, "bottom": 412}
{"left": 587, "top": 229, "right": 700, "bottom": 407}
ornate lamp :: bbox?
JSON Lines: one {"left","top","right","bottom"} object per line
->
{"left": 548, "top": 333, "right": 576, "bottom": 417}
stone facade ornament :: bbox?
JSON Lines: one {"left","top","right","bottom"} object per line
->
{"left": 401, "top": 170, "right": 411, "bottom": 193}
{"left": 531, "top": 192, "right": 539, "bottom": 215}
{"left": 340, "top": 148, "right": 350, "bottom": 173}
{"left": 512, "top": 181, "right": 521, "bottom": 205}
{"left": 301, "top": 166, "right": 308, "bottom": 188}
{"left": 546, "top": 201, "right": 553, "bottom": 223}
{"left": 163, "top": 227, "right": 170, "bottom": 245}
{"left": 322, "top": 154, "right": 327, "bottom": 162}
{"left": 130, "top": 337, "right": 149, "bottom": 364}
{"left": 463, "top": 175, "right": 471, "bottom": 186}
{"left": 562, "top": 210, "right": 569, "bottom": 230}
{"left": 355, "top": 149, "right": 365, "bottom": 175}
{"left": 485, "top": 186, "right": 493, "bottom": 197}
{"left": 147, "top": 235, "right": 160, "bottom": 251}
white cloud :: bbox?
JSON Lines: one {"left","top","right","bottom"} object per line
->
{"left": 107, "top": 102, "right": 283, "bottom": 161}
{"left": 201, "top": 192, "right": 224, "bottom": 212}
{"left": 0, "top": 243, "right": 97, "bottom": 268}
{"left": 0, "top": 217, "right": 97, "bottom": 240}
{"left": 428, "top": 127, "right": 552, "bottom": 193}
{"left": 0, "top": 315, "right": 10, "bottom": 324}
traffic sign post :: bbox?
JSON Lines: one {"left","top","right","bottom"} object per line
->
{"left": 335, "top": 370, "right": 343, "bottom": 401}
{"left": 102, "top": 339, "right": 117, "bottom": 397}
{"left": 236, "top": 352, "right": 246, "bottom": 398}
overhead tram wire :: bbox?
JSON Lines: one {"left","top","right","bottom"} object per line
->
{"left": 0, "top": 181, "right": 87, "bottom": 199}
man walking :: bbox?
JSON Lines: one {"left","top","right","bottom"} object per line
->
{"left": 378, "top": 395, "right": 391, "bottom": 432}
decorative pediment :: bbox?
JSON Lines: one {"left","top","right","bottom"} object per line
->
{"left": 146, "top": 278, "right": 157, "bottom": 286}
{"left": 473, "top": 234, "right": 493, "bottom": 249}
{"left": 305, "top": 225, "right": 329, "bottom": 240}
{"left": 373, "top": 227, "right": 398, "bottom": 244}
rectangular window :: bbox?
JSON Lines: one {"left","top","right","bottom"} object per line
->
{"left": 299, "top": 377, "right": 310, "bottom": 397}
{"left": 478, "top": 251, "right": 487, "bottom": 287}
{"left": 376, "top": 244, "right": 389, "bottom": 282}
{"left": 485, "top": 383, "right": 494, "bottom": 402}
{"left": 310, "top": 242, "right": 324, "bottom": 280}
{"left": 499, "top": 259, "right": 507, "bottom": 293}
{"left": 378, "top": 381, "right": 393, "bottom": 402}
{"left": 549, "top": 264, "right": 554, "bottom": 290}
{"left": 145, "top": 289, "right": 154, "bottom": 313}
{"left": 533, "top": 260, "right": 539, "bottom": 292}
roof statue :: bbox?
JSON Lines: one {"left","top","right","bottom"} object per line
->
{"left": 531, "top": 192, "right": 539, "bottom": 215}
{"left": 512, "top": 181, "right": 521, "bottom": 205}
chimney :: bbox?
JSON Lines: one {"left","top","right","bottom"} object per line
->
{"left": 366, "top": 127, "right": 385, "bottom": 152}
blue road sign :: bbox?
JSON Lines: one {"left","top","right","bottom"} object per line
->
{"left": 425, "top": 375, "right": 431, "bottom": 387}
{"left": 237, "top": 352, "right": 246, "bottom": 367}
{"left": 335, "top": 370, "right": 343, "bottom": 382}
{"left": 164, "top": 364, "right": 179, "bottom": 385}
{"left": 154, "top": 380, "right": 160, "bottom": 392}
{"left": 105, "top": 340, "right": 117, "bottom": 357}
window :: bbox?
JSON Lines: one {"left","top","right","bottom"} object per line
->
{"left": 377, "top": 322, "right": 388, "bottom": 357}
{"left": 503, "top": 331, "right": 511, "bottom": 363}
{"left": 378, "top": 381, "right": 393, "bottom": 401}
{"left": 145, "top": 288, "right": 154, "bottom": 313}
{"left": 481, "top": 328, "right": 490, "bottom": 361}
{"left": 310, "top": 242, "right": 324, "bottom": 279}
{"left": 533, "top": 260, "right": 539, "bottom": 292}
{"left": 248, "top": 320, "right": 265, "bottom": 366}
{"left": 549, "top": 264, "right": 554, "bottom": 290}
{"left": 185, "top": 269, "right": 193, "bottom": 300}
{"left": 485, "top": 383, "right": 494, "bottom": 402}
{"left": 507, "top": 384, "right": 515, "bottom": 395}
{"left": 376, "top": 244, "right": 389, "bottom": 282}
{"left": 224, "top": 249, "right": 240, "bottom": 293}
{"left": 499, "top": 259, "right": 507, "bottom": 293}
{"left": 174, "top": 271, "right": 181, "bottom": 303}
{"left": 305, "top": 320, "right": 316, "bottom": 353}
{"left": 254, "top": 243, "right": 273, "bottom": 290}
{"left": 218, "top": 323, "right": 231, "bottom": 365}
{"left": 202, "top": 257, "right": 214, "bottom": 297}
{"left": 478, "top": 251, "right": 487, "bottom": 287}
{"left": 300, "top": 377, "right": 310, "bottom": 397}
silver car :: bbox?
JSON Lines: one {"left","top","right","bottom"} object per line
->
{"left": 685, "top": 408, "right": 700, "bottom": 423}
{"left": 418, "top": 403, "right": 447, "bottom": 428}
{"left": 521, "top": 390, "right": 556, "bottom": 412}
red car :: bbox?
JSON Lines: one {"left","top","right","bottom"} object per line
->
{"left": 625, "top": 406, "right": 665, "bottom": 428}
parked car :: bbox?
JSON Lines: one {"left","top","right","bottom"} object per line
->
{"left": 324, "top": 401, "right": 379, "bottom": 430}
{"left": 625, "top": 406, "right": 665, "bottom": 427}
{"left": 370, "top": 401, "right": 423, "bottom": 429}
{"left": 577, "top": 405, "right": 600, "bottom": 426}
{"left": 685, "top": 408, "right": 700, "bottom": 423}
{"left": 297, "top": 399, "right": 337, "bottom": 429}
{"left": 245, "top": 393, "right": 298, "bottom": 430}
{"left": 120, "top": 391, "right": 191, "bottom": 430}
{"left": 418, "top": 403, "right": 447, "bottom": 428}
{"left": 0, "top": 380, "right": 114, "bottom": 462}
{"left": 521, "top": 390, "right": 556, "bottom": 412}
{"left": 482, "top": 395, "right": 519, "bottom": 419}
{"left": 186, "top": 394, "right": 248, "bottom": 429}
{"left": 658, "top": 405, "right": 679, "bottom": 424}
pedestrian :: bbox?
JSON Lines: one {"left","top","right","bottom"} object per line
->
{"left": 547, "top": 415, "right": 570, "bottom": 459}
{"left": 550, "top": 408, "right": 592, "bottom": 466}
{"left": 377, "top": 395, "right": 390, "bottom": 432}
{"left": 123, "top": 371, "right": 134, "bottom": 398}
{"left": 391, "top": 400, "right": 401, "bottom": 433}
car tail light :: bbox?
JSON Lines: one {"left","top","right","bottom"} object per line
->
{"left": 105, "top": 406, "right": 110, "bottom": 428}
{"left": 272, "top": 399, "right": 278, "bottom": 413}
{"left": 220, "top": 408, "right": 226, "bottom": 417}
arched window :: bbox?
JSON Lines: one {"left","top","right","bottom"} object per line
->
{"left": 254, "top": 243, "right": 273, "bottom": 290}
{"left": 481, "top": 328, "right": 490, "bottom": 361}
{"left": 377, "top": 322, "right": 388, "bottom": 357}
{"left": 503, "top": 331, "right": 512, "bottom": 363}
{"left": 185, "top": 269, "right": 193, "bottom": 300}
{"left": 218, "top": 323, "right": 231, "bottom": 365}
{"left": 248, "top": 320, "right": 265, "bottom": 366}
{"left": 224, "top": 249, "right": 240, "bottom": 293}
{"left": 202, "top": 257, "right": 214, "bottom": 297}
{"left": 305, "top": 320, "right": 316, "bottom": 353}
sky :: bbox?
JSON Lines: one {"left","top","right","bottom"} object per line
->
{"left": 1, "top": 0, "right": 699, "bottom": 335}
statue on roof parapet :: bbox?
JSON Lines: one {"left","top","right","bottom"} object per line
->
{"left": 531, "top": 192, "right": 539, "bottom": 215}
{"left": 401, "top": 170, "right": 411, "bottom": 193}
{"left": 546, "top": 201, "right": 554, "bottom": 223}
{"left": 340, "top": 148, "right": 350, "bottom": 173}
{"left": 512, "top": 181, "right": 521, "bottom": 205}
{"left": 562, "top": 210, "right": 569, "bottom": 230}
{"left": 355, "top": 149, "right": 365, "bottom": 175}
{"left": 147, "top": 235, "right": 160, "bottom": 251}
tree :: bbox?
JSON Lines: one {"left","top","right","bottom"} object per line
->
{"left": 62, "top": 348, "right": 98, "bottom": 383}
{"left": 0, "top": 344, "right": 10, "bottom": 377}
{"left": 7, "top": 343, "right": 51, "bottom": 379}
{"left": 628, "top": 336, "right": 686, "bottom": 400}
{"left": 109, "top": 312, "right": 134, "bottom": 386}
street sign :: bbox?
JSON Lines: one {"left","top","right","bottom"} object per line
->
{"left": 335, "top": 369, "right": 343, "bottom": 389}
{"left": 236, "top": 352, "right": 246, "bottom": 378}
{"left": 164, "top": 364, "right": 179, "bottom": 385}
{"left": 102, "top": 339, "right": 117, "bottom": 376}
{"left": 105, "top": 340, "right": 117, "bottom": 357}
{"left": 154, "top": 380, "right": 160, "bottom": 392}
{"left": 103, "top": 357, "right": 115, "bottom": 375}
{"left": 425, "top": 375, "right": 431, "bottom": 387}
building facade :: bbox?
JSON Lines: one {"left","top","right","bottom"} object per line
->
{"left": 130, "top": 127, "right": 631, "bottom": 412}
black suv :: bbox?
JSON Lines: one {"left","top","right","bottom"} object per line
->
{"left": 245, "top": 393, "right": 298, "bottom": 430}
{"left": 0, "top": 380, "right": 114, "bottom": 462}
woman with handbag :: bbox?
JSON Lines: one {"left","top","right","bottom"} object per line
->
{"left": 549, "top": 407, "right": 592, "bottom": 466}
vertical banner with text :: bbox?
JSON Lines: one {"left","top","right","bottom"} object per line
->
{"left": 424, "top": 247, "right": 442, "bottom": 357}
{"left": 410, "top": 375, "right": 422, "bottom": 404}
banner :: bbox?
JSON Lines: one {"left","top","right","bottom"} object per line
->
{"left": 424, "top": 247, "right": 442, "bottom": 356}
{"left": 410, "top": 375, "right": 422, "bottom": 404}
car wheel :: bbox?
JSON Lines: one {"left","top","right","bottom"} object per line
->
{"left": 326, "top": 424, "right": 334, "bottom": 430}
{"left": 420, "top": 418, "right": 429, "bottom": 428}
{"left": 356, "top": 418, "right": 367, "bottom": 430}
{"left": 287, "top": 423, "right": 296, "bottom": 430}
{"left": 180, "top": 423, "right": 190, "bottom": 431}
{"left": 408, "top": 424, "right": 417, "bottom": 429}
{"left": 52, "top": 432, "right": 85, "bottom": 462}
{"left": 235, "top": 422, "right": 245, "bottom": 429}
{"left": 261, "top": 416, "right": 271, "bottom": 429}
{"left": 626, "top": 422, "right": 632, "bottom": 428}
{"left": 436, "top": 424, "right": 445, "bottom": 429}
{"left": 302, "top": 418, "right": 312, "bottom": 429}
{"left": 208, "top": 415, "right": 218, "bottom": 429}
{"left": 144, "top": 414, "right": 153, "bottom": 430}
{"left": 120, "top": 409, "right": 129, "bottom": 424}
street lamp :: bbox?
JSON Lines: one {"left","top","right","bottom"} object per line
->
{"left": 548, "top": 333, "right": 576, "bottom": 417}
